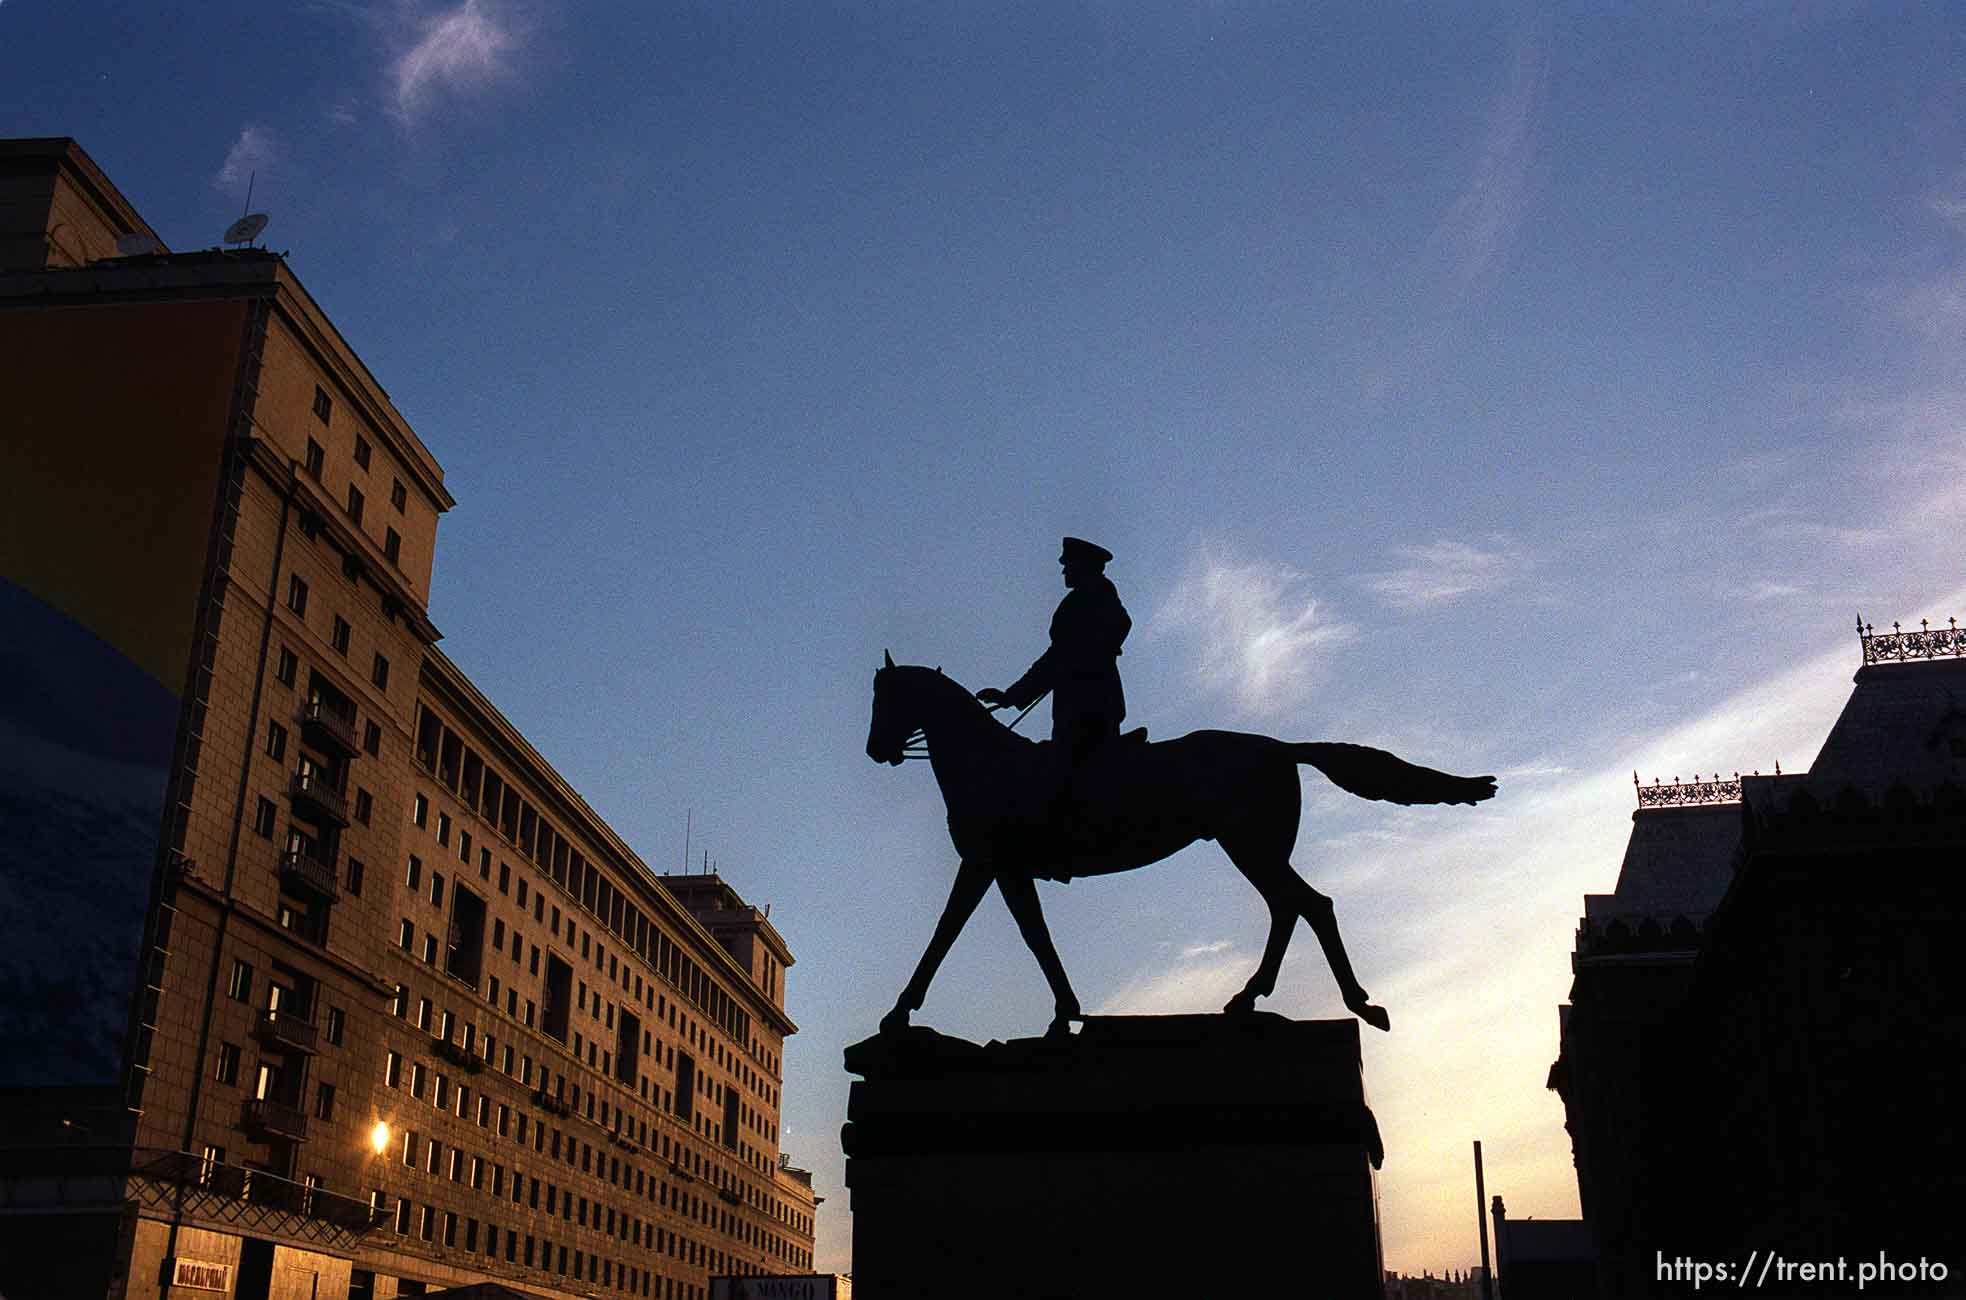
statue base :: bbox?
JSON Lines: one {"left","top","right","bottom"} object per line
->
{"left": 842, "top": 1013, "right": 1384, "bottom": 1298}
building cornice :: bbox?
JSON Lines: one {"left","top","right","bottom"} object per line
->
{"left": 418, "top": 647, "right": 799, "bottom": 1039}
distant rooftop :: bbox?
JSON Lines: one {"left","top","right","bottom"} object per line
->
{"left": 1804, "top": 618, "right": 1966, "bottom": 798}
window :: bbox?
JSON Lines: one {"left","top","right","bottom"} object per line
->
{"left": 215, "top": 1042, "right": 240, "bottom": 1085}
{"left": 331, "top": 615, "right": 351, "bottom": 656}
{"left": 354, "top": 788, "right": 373, "bottom": 825}
{"left": 413, "top": 795, "right": 428, "bottom": 828}
{"left": 384, "top": 528, "right": 402, "bottom": 564}
{"left": 346, "top": 857, "right": 365, "bottom": 896}
{"left": 363, "top": 720, "right": 382, "bottom": 756}
{"left": 391, "top": 478, "right": 407, "bottom": 512}
{"left": 326, "top": 1006, "right": 345, "bottom": 1045}
{"left": 516, "top": 879, "right": 527, "bottom": 906}
{"left": 398, "top": 919, "right": 414, "bottom": 951}
{"left": 304, "top": 438, "right": 325, "bottom": 478}
{"left": 402, "top": 1130, "right": 419, "bottom": 1167}
{"left": 437, "top": 813, "right": 451, "bottom": 847}
{"left": 407, "top": 855, "right": 422, "bottom": 888}
{"left": 392, "top": 984, "right": 408, "bottom": 1017}
{"left": 274, "top": 645, "right": 298, "bottom": 686}
{"left": 417, "top": 997, "right": 432, "bottom": 1030}
{"left": 228, "top": 960, "right": 253, "bottom": 1002}
{"left": 354, "top": 434, "right": 372, "bottom": 470}
{"left": 346, "top": 484, "right": 365, "bottom": 524}
{"left": 498, "top": 863, "right": 510, "bottom": 894}
{"left": 431, "top": 872, "right": 445, "bottom": 907}
{"left": 287, "top": 573, "right": 308, "bottom": 617}
{"left": 386, "top": 1051, "right": 402, "bottom": 1087}
{"left": 312, "top": 385, "right": 333, "bottom": 423}
{"left": 422, "top": 934, "right": 438, "bottom": 964}
{"left": 393, "top": 1198, "right": 410, "bottom": 1235}
{"left": 372, "top": 652, "right": 390, "bottom": 691}
{"left": 411, "top": 1063, "right": 426, "bottom": 1099}
{"left": 199, "top": 1146, "right": 225, "bottom": 1188}
{"left": 315, "top": 1082, "right": 336, "bottom": 1120}
{"left": 541, "top": 955, "right": 574, "bottom": 1042}
{"left": 253, "top": 797, "right": 277, "bottom": 838}
{"left": 265, "top": 722, "right": 287, "bottom": 761}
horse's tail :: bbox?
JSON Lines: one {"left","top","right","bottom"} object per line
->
{"left": 1294, "top": 742, "right": 1497, "bottom": 807}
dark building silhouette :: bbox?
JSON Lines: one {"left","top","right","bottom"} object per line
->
{"left": 0, "top": 138, "right": 814, "bottom": 1300}
{"left": 1489, "top": 1197, "right": 1593, "bottom": 1300}
{"left": 1550, "top": 620, "right": 1966, "bottom": 1297}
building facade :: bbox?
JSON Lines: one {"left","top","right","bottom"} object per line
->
{"left": 0, "top": 137, "right": 815, "bottom": 1300}
{"left": 1549, "top": 620, "right": 1966, "bottom": 1297}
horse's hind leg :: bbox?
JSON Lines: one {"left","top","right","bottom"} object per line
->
{"left": 1298, "top": 879, "right": 1390, "bottom": 1032}
{"left": 1223, "top": 843, "right": 1390, "bottom": 1033}
{"left": 1223, "top": 890, "right": 1297, "bottom": 1017}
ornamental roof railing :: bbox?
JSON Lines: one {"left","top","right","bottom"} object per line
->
{"left": 1634, "top": 771, "right": 1750, "bottom": 808}
{"left": 1859, "top": 616, "right": 1964, "bottom": 664}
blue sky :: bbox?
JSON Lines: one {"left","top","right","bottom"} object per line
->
{"left": 10, "top": 1, "right": 1966, "bottom": 1276}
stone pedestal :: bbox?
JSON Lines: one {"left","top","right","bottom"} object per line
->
{"left": 842, "top": 1014, "right": 1384, "bottom": 1298}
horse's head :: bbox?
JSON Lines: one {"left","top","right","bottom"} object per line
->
{"left": 867, "top": 651, "right": 914, "bottom": 766}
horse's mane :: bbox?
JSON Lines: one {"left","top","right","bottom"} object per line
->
{"left": 885, "top": 663, "right": 1037, "bottom": 749}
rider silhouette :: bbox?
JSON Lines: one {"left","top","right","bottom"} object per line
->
{"left": 977, "top": 537, "right": 1132, "bottom": 764}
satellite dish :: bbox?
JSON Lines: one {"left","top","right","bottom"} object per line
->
{"left": 115, "top": 233, "right": 165, "bottom": 256}
{"left": 223, "top": 213, "right": 269, "bottom": 245}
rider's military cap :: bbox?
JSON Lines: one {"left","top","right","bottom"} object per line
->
{"left": 1060, "top": 536, "right": 1114, "bottom": 567}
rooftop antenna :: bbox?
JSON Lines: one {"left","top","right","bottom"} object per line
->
{"left": 222, "top": 171, "right": 269, "bottom": 248}
{"left": 683, "top": 809, "right": 691, "bottom": 874}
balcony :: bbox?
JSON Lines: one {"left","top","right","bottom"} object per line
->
{"left": 300, "top": 699, "right": 360, "bottom": 758}
{"left": 255, "top": 1009, "right": 319, "bottom": 1056}
{"left": 241, "top": 1098, "right": 309, "bottom": 1141}
{"left": 288, "top": 770, "right": 349, "bottom": 827}
{"left": 279, "top": 848, "right": 339, "bottom": 902}
{"left": 531, "top": 1088, "right": 573, "bottom": 1118}
{"left": 433, "top": 1035, "right": 484, "bottom": 1073}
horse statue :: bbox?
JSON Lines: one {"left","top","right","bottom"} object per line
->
{"left": 866, "top": 655, "right": 1496, "bottom": 1038}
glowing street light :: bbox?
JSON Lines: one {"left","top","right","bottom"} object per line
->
{"left": 370, "top": 1120, "right": 391, "bottom": 1156}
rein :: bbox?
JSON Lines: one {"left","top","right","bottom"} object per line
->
{"left": 900, "top": 687, "right": 1046, "bottom": 761}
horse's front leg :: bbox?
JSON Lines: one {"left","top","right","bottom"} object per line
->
{"left": 881, "top": 858, "right": 993, "bottom": 1035}
{"left": 995, "top": 869, "right": 1083, "bottom": 1038}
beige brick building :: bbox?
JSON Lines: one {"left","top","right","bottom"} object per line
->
{"left": 0, "top": 137, "right": 815, "bottom": 1300}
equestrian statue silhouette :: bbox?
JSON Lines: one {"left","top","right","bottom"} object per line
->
{"left": 866, "top": 653, "right": 1497, "bottom": 1039}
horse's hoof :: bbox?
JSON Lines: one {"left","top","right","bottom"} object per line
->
{"left": 1347, "top": 998, "right": 1391, "bottom": 1033}
{"left": 1222, "top": 993, "right": 1258, "bottom": 1016}
{"left": 879, "top": 1007, "right": 911, "bottom": 1037}
{"left": 1045, "top": 1013, "right": 1084, "bottom": 1040}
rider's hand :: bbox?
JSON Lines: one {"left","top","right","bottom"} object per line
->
{"left": 975, "top": 687, "right": 1008, "bottom": 709}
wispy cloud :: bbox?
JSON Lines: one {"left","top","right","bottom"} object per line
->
{"left": 1361, "top": 538, "right": 1524, "bottom": 611}
{"left": 1154, "top": 544, "right": 1355, "bottom": 717}
{"left": 213, "top": 126, "right": 276, "bottom": 197}
{"left": 390, "top": 0, "right": 519, "bottom": 123}
{"left": 1437, "top": 28, "right": 1543, "bottom": 289}
{"left": 1098, "top": 941, "right": 1254, "bottom": 1016}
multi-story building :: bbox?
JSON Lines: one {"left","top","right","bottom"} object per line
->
{"left": 1549, "top": 618, "right": 1966, "bottom": 1297}
{"left": 0, "top": 136, "right": 815, "bottom": 1300}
